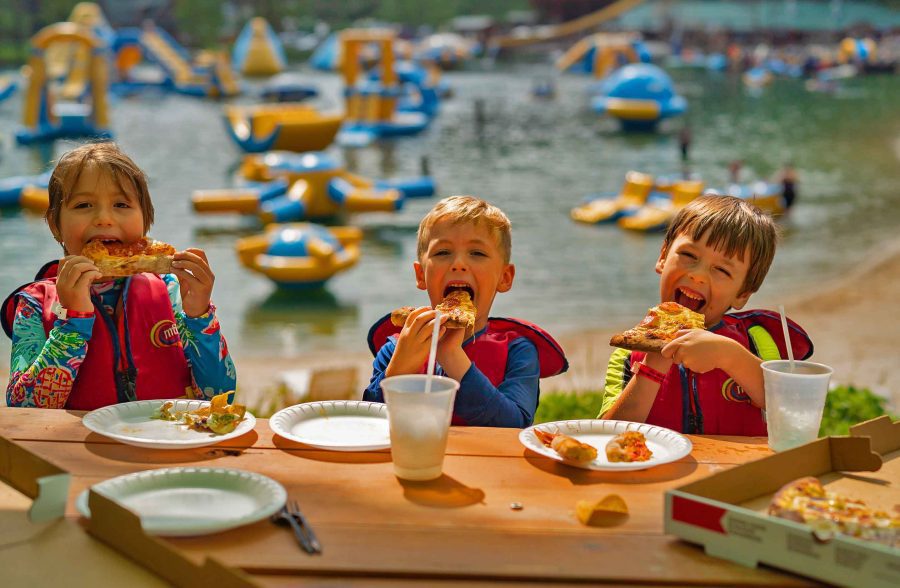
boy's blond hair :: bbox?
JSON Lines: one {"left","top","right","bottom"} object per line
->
{"left": 662, "top": 195, "right": 778, "bottom": 294}
{"left": 46, "top": 142, "right": 154, "bottom": 238}
{"left": 417, "top": 196, "right": 512, "bottom": 263}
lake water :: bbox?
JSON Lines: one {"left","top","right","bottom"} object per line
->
{"left": 1, "top": 66, "right": 898, "bottom": 368}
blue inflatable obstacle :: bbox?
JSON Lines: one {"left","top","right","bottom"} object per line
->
{"left": 590, "top": 64, "right": 687, "bottom": 131}
{"left": 235, "top": 223, "right": 363, "bottom": 289}
{"left": 232, "top": 17, "right": 286, "bottom": 77}
{"left": 192, "top": 151, "right": 436, "bottom": 223}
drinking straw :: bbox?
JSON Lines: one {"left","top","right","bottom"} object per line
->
{"left": 424, "top": 310, "right": 441, "bottom": 394}
{"left": 778, "top": 305, "right": 795, "bottom": 372}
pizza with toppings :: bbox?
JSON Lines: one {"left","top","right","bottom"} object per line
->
{"left": 609, "top": 301, "right": 705, "bottom": 353}
{"left": 82, "top": 237, "right": 175, "bottom": 278}
{"left": 768, "top": 476, "right": 900, "bottom": 547}
{"left": 605, "top": 431, "right": 653, "bottom": 462}
{"left": 391, "top": 289, "right": 476, "bottom": 330}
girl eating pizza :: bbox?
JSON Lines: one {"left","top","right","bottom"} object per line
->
{"left": 2, "top": 142, "right": 236, "bottom": 409}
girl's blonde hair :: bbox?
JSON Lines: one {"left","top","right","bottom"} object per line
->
{"left": 46, "top": 142, "right": 154, "bottom": 238}
{"left": 417, "top": 195, "right": 512, "bottom": 263}
{"left": 662, "top": 195, "right": 779, "bottom": 294}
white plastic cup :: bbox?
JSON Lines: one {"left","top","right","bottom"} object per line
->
{"left": 381, "top": 374, "right": 459, "bottom": 481}
{"left": 762, "top": 360, "right": 833, "bottom": 452}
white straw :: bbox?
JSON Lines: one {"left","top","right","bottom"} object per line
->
{"left": 778, "top": 305, "right": 796, "bottom": 372}
{"left": 424, "top": 310, "right": 441, "bottom": 394}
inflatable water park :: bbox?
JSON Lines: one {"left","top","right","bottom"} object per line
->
{"left": 232, "top": 17, "right": 287, "bottom": 77}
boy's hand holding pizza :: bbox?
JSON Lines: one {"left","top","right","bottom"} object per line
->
{"left": 661, "top": 329, "right": 747, "bottom": 374}
{"left": 385, "top": 307, "right": 447, "bottom": 377}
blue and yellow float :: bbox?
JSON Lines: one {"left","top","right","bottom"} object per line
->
{"left": 193, "top": 151, "right": 435, "bottom": 223}
{"left": 590, "top": 63, "right": 687, "bottom": 131}
{"left": 618, "top": 180, "right": 705, "bottom": 232}
{"left": 223, "top": 104, "right": 343, "bottom": 153}
{"left": 236, "top": 223, "right": 362, "bottom": 289}
{"left": 724, "top": 182, "right": 784, "bottom": 216}
{"left": 0, "top": 173, "right": 51, "bottom": 210}
{"left": 570, "top": 171, "right": 655, "bottom": 224}
{"left": 0, "top": 76, "right": 16, "bottom": 103}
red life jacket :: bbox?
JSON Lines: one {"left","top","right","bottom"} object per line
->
{"left": 632, "top": 310, "right": 813, "bottom": 436}
{"left": 2, "top": 261, "right": 195, "bottom": 410}
{"left": 368, "top": 315, "right": 568, "bottom": 425}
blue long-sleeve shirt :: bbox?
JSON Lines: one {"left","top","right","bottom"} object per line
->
{"left": 363, "top": 328, "right": 540, "bottom": 428}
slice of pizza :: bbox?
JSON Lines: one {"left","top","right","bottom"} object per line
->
{"left": 609, "top": 301, "right": 705, "bottom": 353}
{"left": 390, "top": 290, "right": 476, "bottom": 330}
{"left": 605, "top": 431, "right": 653, "bottom": 462}
{"left": 83, "top": 237, "right": 175, "bottom": 278}
{"left": 769, "top": 476, "right": 900, "bottom": 547}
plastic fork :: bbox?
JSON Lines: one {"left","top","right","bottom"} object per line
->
{"left": 270, "top": 504, "right": 315, "bottom": 554}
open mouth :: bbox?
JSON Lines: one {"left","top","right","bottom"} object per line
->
{"left": 674, "top": 287, "right": 705, "bottom": 313}
{"left": 89, "top": 237, "right": 122, "bottom": 245}
{"left": 443, "top": 282, "right": 474, "bottom": 300}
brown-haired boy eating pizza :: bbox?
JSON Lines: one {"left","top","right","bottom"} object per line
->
{"left": 600, "top": 195, "right": 814, "bottom": 435}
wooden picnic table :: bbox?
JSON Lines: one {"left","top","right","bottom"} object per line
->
{"left": 0, "top": 407, "right": 821, "bottom": 586}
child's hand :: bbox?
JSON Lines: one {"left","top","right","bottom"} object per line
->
{"left": 172, "top": 248, "right": 215, "bottom": 318}
{"left": 56, "top": 256, "right": 102, "bottom": 313}
{"left": 435, "top": 325, "right": 471, "bottom": 381}
{"left": 661, "top": 329, "right": 739, "bottom": 373}
{"left": 386, "top": 307, "right": 446, "bottom": 376}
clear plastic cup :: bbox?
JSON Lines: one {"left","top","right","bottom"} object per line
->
{"left": 762, "top": 360, "right": 833, "bottom": 452}
{"left": 381, "top": 375, "right": 459, "bottom": 481}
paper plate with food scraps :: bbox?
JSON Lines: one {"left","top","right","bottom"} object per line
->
{"left": 82, "top": 396, "right": 255, "bottom": 450}
{"left": 270, "top": 400, "right": 390, "bottom": 451}
{"left": 76, "top": 467, "right": 285, "bottom": 536}
{"left": 519, "top": 419, "right": 692, "bottom": 471}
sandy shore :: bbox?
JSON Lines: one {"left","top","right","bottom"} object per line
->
{"left": 235, "top": 237, "right": 900, "bottom": 413}
{"left": 3, "top": 240, "right": 899, "bottom": 412}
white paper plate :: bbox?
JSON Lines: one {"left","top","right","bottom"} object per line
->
{"left": 82, "top": 399, "right": 256, "bottom": 449}
{"left": 76, "top": 467, "right": 285, "bottom": 536}
{"left": 519, "top": 419, "right": 692, "bottom": 471}
{"left": 270, "top": 400, "right": 390, "bottom": 451}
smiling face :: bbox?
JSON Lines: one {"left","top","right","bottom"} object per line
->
{"left": 52, "top": 164, "right": 146, "bottom": 256}
{"left": 655, "top": 232, "right": 753, "bottom": 327}
{"left": 414, "top": 219, "right": 515, "bottom": 333}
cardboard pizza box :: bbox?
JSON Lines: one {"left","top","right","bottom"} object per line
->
{"left": 665, "top": 416, "right": 900, "bottom": 588}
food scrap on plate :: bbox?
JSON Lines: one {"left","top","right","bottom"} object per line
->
{"left": 155, "top": 392, "right": 247, "bottom": 435}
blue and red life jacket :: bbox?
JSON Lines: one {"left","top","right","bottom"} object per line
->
{"left": 368, "top": 315, "right": 568, "bottom": 424}
{"left": 630, "top": 310, "right": 813, "bottom": 436}
{"left": 2, "top": 261, "right": 194, "bottom": 410}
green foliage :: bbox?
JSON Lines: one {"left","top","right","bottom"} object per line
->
{"left": 534, "top": 391, "right": 604, "bottom": 424}
{"left": 534, "top": 386, "right": 894, "bottom": 438}
{"left": 819, "top": 385, "right": 892, "bottom": 437}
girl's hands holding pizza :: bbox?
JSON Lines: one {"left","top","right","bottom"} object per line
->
{"left": 171, "top": 248, "right": 215, "bottom": 318}
{"left": 56, "top": 256, "right": 102, "bottom": 313}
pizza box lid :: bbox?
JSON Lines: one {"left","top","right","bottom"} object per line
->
{"left": 664, "top": 416, "right": 900, "bottom": 587}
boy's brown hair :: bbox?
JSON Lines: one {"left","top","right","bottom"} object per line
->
{"left": 46, "top": 142, "right": 154, "bottom": 238}
{"left": 417, "top": 195, "right": 512, "bottom": 263}
{"left": 662, "top": 195, "right": 778, "bottom": 294}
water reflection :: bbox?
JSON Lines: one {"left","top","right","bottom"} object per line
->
{"left": 241, "top": 288, "right": 359, "bottom": 356}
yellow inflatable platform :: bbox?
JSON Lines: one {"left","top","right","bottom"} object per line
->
{"left": 224, "top": 104, "right": 344, "bottom": 153}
